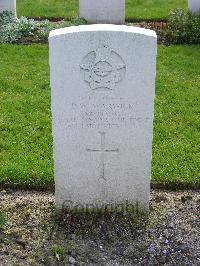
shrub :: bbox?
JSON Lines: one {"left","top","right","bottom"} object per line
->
{"left": 0, "top": 11, "right": 18, "bottom": 43}
{"left": 0, "top": 11, "right": 87, "bottom": 44}
{"left": 0, "top": 11, "right": 50, "bottom": 43}
{"left": 165, "top": 8, "right": 200, "bottom": 44}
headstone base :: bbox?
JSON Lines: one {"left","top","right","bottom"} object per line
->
{"left": 188, "top": 0, "right": 200, "bottom": 14}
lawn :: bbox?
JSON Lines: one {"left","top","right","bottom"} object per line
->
{"left": 0, "top": 44, "right": 199, "bottom": 189}
{"left": 17, "top": 0, "right": 187, "bottom": 21}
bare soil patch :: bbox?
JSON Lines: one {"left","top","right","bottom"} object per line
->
{"left": 0, "top": 190, "right": 199, "bottom": 265}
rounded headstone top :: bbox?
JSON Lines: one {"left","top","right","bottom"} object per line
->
{"left": 49, "top": 24, "right": 157, "bottom": 40}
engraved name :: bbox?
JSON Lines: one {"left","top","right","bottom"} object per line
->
{"left": 64, "top": 100, "right": 150, "bottom": 130}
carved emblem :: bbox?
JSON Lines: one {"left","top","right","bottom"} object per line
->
{"left": 80, "top": 44, "right": 126, "bottom": 91}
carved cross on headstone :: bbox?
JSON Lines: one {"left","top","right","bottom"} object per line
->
{"left": 87, "top": 132, "right": 119, "bottom": 180}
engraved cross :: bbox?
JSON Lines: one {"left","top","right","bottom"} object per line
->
{"left": 87, "top": 132, "right": 119, "bottom": 180}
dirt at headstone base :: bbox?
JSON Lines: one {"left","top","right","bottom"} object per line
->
{"left": 0, "top": 190, "right": 199, "bottom": 265}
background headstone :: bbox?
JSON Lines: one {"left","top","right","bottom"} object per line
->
{"left": 188, "top": 0, "right": 200, "bottom": 14}
{"left": 0, "top": 0, "right": 16, "bottom": 14}
{"left": 49, "top": 25, "right": 157, "bottom": 209}
{"left": 79, "top": 0, "right": 125, "bottom": 24}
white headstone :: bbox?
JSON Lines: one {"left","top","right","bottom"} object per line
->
{"left": 0, "top": 0, "right": 16, "bottom": 14}
{"left": 79, "top": 0, "right": 125, "bottom": 24}
{"left": 49, "top": 25, "right": 157, "bottom": 209}
{"left": 188, "top": 0, "right": 200, "bottom": 14}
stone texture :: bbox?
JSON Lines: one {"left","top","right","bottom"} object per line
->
{"left": 188, "top": 0, "right": 200, "bottom": 14}
{"left": 79, "top": 0, "right": 125, "bottom": 24}
{"left": 49, "top": 25, "right": 157, "bottom": 209}
{"left": 0, "top": 0, "right": 16, "bottom": 14}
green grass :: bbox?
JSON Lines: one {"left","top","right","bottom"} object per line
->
{"left": 17, "top": 0, "right": 78, "bottom": 20}
{"left": 126, "top": 0, "right": 187, "bottom": 20}
{"left": 17, "top": 0, "right": 187, "bottom": 21}
{"left": 0, "top": 44, "right": 199, "bottom": 189}
{"left": 152, "top": 45, "right": 200, "bottom": 187}
{"left": 0, "top": 211, "right": 7, "bottom": 230}
{"left": 0, "top": 45, "right": 53, "bottom": 188}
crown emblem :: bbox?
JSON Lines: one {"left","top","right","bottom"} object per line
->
{"left": 80, "top": 44, "right": 126, "bottom": 91}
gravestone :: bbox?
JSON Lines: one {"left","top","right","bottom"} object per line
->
{"left": 49, "top": 25, "right": 157, "bottom": 209}
{"left": 188, "top": 0, "right": 200, "bottom": 14}
{"left": 79, "top": 0, "right": 125, "bottom": 24}
{"left": 0, "top": 0, "right": 16, "bottom": 15}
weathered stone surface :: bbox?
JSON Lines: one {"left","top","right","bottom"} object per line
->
{"left": 188, "top": 0, "right": 200, "bottom": 14}
{"left": 0, "top": 0, "right": 16, "bottom": 14}
{"left": 79, "top": 0, "right": 125, "bottom": 24}
{"left": 49, "top": 25, "right": 157, "bottom": 208}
